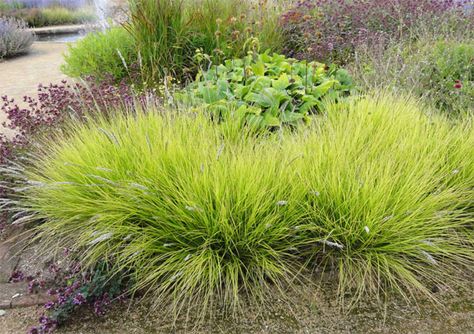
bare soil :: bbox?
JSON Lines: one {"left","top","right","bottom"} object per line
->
{"left": 0, "top": 278, "right": 473, "bottom": 334}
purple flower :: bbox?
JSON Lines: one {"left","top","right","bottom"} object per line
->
{"left": 9, "top": 270, "right": 25, "bottom": 283}
{"left": 44, "top": 301, "right": 55, "bottom": 310}
{"left": 27, "top": 327, "right": 39, "bottom": 334}
{"left": 72, "top": 292, "right": 86, "bottom": 305}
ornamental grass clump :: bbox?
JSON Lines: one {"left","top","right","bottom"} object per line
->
{"left": 124, "top": 0, "right": 283, "bottom": 84}
{"left": 6, "top": 95, "right": 474, "bottom": 321}
{"left": 289, "top": 96, "right": 474, "bottom": 303}
{"left": 0, "top": 16, "right": 34, "bottom": 59}
{"left": 10, "top": 110, "right": 308, "bottom": 318}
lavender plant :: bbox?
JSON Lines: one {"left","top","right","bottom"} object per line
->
{"left": 0, "top": 16, "right": 34, "bottom": 59}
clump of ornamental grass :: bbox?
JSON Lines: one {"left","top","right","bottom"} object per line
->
{"left": 289, "top": 95, "right": 474, "bottom": 304}
{"left": 62, "top": 27, "right": 137, "bottom": 82}
{"left": 7, "top": 109, "right": 308, "bottom": 320}
{"left": 123, "top": 0, "right": 284, "bottom": 84}
{"left": 4, "top": 95, "right": 473, "bottom": 323}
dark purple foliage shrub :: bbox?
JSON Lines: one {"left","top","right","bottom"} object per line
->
{"left": 280, "top": 0, "right": 474, "bottom": 64}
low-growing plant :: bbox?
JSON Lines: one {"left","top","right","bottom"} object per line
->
{"left": 5, "top": 95, "right": 473, "bottom": 323}
{"left": 61, "top": 27, "right": 137, "bottom": 81}
{"left": 178, "top": 52, "right": 353, "bottom": 128}
{"left": 0, "top": 77, "right": 157, "bottom": 167}
{"left": 0, "top": 16, "right": 34, "bottom": 59}
{"left": 28, "top": 261, "right": 129, "bottom": 334}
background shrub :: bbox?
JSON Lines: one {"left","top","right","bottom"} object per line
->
{"left": 123, "top": 0, "right": 283, "bottom": 84}
{"left": 178, "top": 52, "right": 353, "bottom": 128}
{"left": 280, "top": 0, "right": 474, "bottom": 64}
{"left": 0, "top": 16, "right": 34, "bottom": 59}
{"left": 6, "top": 95, "right": 473, "bottom": 319}
{"left": 0, "top": 7, "right": 96, "bottom": 27}
{"left": 2, "top": 0, "right": 90, "bottom": 9}
{"left": 349, "top": 37, "right": 474, "bottom": 115}
{"left": 61, "top": 27, "right": 137, "bottom": 81}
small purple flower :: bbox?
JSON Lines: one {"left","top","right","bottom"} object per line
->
{"left": 57, "top": 295, "right": 68, "bottom": 305}
{"left": 27, "top": 327, "right": 39, "bottom": 334}
{"left": 44, "top": 301, "right": 55, "bottom": 310}
{"left": 9, "top": 270, "right": 25, "bottom": 283}
{"left": 72, "top": 292, "right": 87, "bottom": 305}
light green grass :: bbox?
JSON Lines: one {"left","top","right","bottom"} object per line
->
{"left": 9, "top": 94, "right": 474, "bottom": 320}
{"left": 290, "top": 96, "right": 474, "bottom": 303}
{"left": 62, "top": 27, "right": 137, "bottom": 81}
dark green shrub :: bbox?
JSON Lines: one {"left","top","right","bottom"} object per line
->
{"left": 420, "top": 40, "right": 474, "bottom": 113}
{"left": 178, "top": 52, "right": 353, "bottom": 128}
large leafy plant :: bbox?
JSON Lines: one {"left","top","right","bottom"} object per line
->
{"left": 179, "top": 52, "right": 353, "bottom": 128}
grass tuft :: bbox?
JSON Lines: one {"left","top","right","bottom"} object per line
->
{"left": 8, "top": 95, "right": 474, "bottom": 320}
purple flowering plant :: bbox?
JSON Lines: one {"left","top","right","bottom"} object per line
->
{"left": 280, "top": 0, "right": 474, "bottom": 64}
{"left": 27, "top": 260, "right": 130, "bottom": 334}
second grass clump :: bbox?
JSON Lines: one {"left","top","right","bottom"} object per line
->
{"left": 12, "top": 95, "right": 474, "bottom": 319}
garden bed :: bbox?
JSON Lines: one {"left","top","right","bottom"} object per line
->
{"left": 0, "top": 1, "right": 473, "bottom": 333}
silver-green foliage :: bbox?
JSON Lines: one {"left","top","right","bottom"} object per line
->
{"left": 0, "top": 16, "right": 34, "bottom": 59}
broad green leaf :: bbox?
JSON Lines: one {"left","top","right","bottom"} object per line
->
{"left": 251, "top": 60, "right": 265, "bottom": 76}
{"left": 312, "top": 80, "right": 337, "bottom": 98}
{"left": 263, "top": 112, "right": 281, "bottom": 127}
{"left": 281, "top": 110, "right": 304, "bottom": 123}
{"left": 235, "top": 84, "right": 251, "bottom": 99}
{"left": 245, "top": 92, "right": 273, "bottom": 108}
{"left": 272, "top": 73, "right": 291, "bottom": 90}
